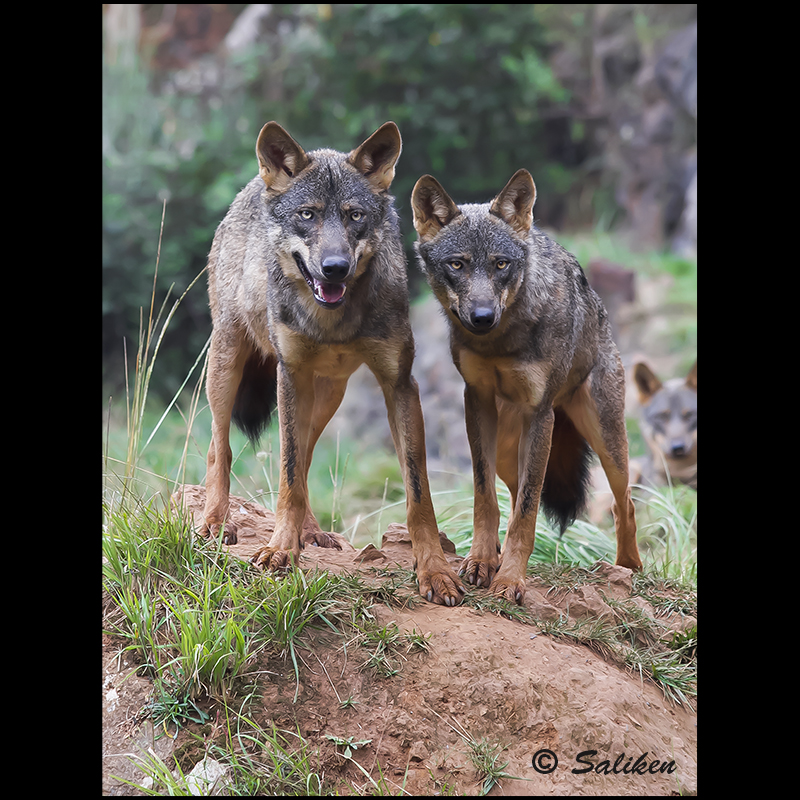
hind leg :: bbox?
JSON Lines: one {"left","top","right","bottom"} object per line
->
{"left": 562, "top": 372, "right": 642, "bottom": 571}
{"left": 203, "top": 332, "right": 253, "bottom": 545}
{"left": 298, "top": 375, "right": 347, "bottom": 549}
{"left": 495, "top": 400, "right": 523, "bottom": 514}
{"left": 252, "top": 369, "right": 347, "bottom": 570}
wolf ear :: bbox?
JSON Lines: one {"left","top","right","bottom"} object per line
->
{"left": 633, "top": 362, "right": 663, "bottom": 404}
{"left": 411, "top": 175, "right": 461, "bottom": 242}
{"left": 686, "top": 360, "right": 697, "bottom": 392}
{"left": 256, "top": 122, "right": 310, "bottom": 193}
{"left": 348, "top": 122, "right": 402, "bottom": 192}
{"left": 490, "top": 169, "right": 536, "bottom": 235}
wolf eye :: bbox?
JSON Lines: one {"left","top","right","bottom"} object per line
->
{"left": 349, "top": 210, "right": 364, "bottom": 222}
{"left": 496, "top": 259, "right": 509, "bottom": 270}
{"left": 299, "top": 209, "right": 314, "bottom": 221}
{"left": 448, "top": 260, "right": 463, "bottom": 270}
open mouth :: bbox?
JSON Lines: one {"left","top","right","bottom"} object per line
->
{"left": 293, "top": 253, "right": 347, "bottom": 308}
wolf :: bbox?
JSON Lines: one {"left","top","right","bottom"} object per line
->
{"left": 633, "top": 360, "right": 697, "bottom": 490}
{"left": 411, "top": 169, "right": 642, "bottom": 604}
{"left": 202, "top": 121, "right": 464, "bottom": 606}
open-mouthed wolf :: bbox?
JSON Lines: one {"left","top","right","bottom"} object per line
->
{"left": 412, "top": 169, "right": 642, "bottom": 604}
{"left": 201, "top": 121, "right": 464, "bottom": 606}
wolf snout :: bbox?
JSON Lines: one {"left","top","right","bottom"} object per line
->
{"left": 669, "top": 439, "right": 691, "bottom": 458}
{"left": 468, "top": 305, "right": 497, "bottom": 333}
{"left": 321, "top": 255, "right": 351, "bottom": 283}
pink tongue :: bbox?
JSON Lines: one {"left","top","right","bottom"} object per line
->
{"left": 315, "top": 280, "right": 346, "bottom": 304}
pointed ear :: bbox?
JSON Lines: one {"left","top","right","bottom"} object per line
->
{"left": 633, "top": 362, "right": 663, "bottom": 404}
{"left": 411, "top": 175, "right": 461, "bottom": 242}
{"left": 686, "top": 360, "right": 697, "bottom": 391}
{"left": 489, "top": 169, "right": 536, "bottom": 235}
{"left": 348, "top": 122, "right": 402, "bottom": 192}
{"left": 256, "top": 122, "right": 310, "bottom": 193}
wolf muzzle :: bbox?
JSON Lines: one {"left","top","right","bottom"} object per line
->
{"left": 467, "top": 303, "right": 497, "bottom": 333}
{"left": 666, "top": 437, "right": 693, "bottom": 458}
{"left": 293, "top": 252, "right": 350, "bottom": 308}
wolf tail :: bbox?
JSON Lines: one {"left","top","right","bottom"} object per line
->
{"left": 231, "top": 353, "right": 278, "bottom": 445}
{"left": 540, "top": 408, "right": 593, "bottom": 536}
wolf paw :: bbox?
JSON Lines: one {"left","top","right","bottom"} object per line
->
{"left": 458, "top": 555, "right": 500, "bottom": 588}
{"left": 615, "top": 554, "right": 643, "bottom": 572}
{"left": 490, "top": 573, "right": 526, "bottom": 605}
{"left": 250, "top": 546, "right": 297, "bottom": 572}
{"left": 301, "top": 528, "right": 343, "bottom": 550}
{"left": 415, "top": 560, "right": 466, "bottom": 607}
{"left": 202, "top": 521, "right": 238, "bottom": 546}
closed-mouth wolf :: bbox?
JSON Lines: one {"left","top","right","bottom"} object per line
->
{"left": 633, "top": 360, "right": 697, "bottom": 490}
{"left": 202, "top": 121, "right": 464, "bottom": 606}
{"left": 412, "top": 169, "right": 642, "bottom": 604}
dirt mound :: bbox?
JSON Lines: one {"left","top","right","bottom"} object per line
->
{"left": 103, "top": 487, "right": 696, "bottom": 795}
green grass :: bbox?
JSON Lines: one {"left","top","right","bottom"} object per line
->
{"left": 116, "top": 712, "right": 328, "bottom": 795}
{"left": 437, "top": 714, "right": 527, "bottom": 796}
{"left": 102, "top": 504, "right": 441, "bottom": 793}
{"left": 353, "top": 620, "right": 431, "bottom": 678}
{"left": 105, "top": 345, "right": 696, "bottom": 587}
{"left": 435, "top": 476, "right": 697, "bottom": 588}
{"left": 633, "top": 482, "right": 697, "bottom": 584}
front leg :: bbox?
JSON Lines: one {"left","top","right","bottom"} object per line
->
{"left": 251, "top": 362, "right": 312, "bottom": 571}
{"left": 203, "top": 333, "right": 252, "bottom": 545}
{"left": 492, "top": 406, "right": 555, "bottom": 604}
{"left": 459, "top": 384, "right": 502, "bottom": 588}
{"left": 369, "top": 343, "right": 464, "bottom": 606}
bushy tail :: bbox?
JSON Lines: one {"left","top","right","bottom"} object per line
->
{"left": 231, "top": 353, "right": 278, "bottom": 445}
{"left": 541, "top": 408, "right": 593, "bottom": 535}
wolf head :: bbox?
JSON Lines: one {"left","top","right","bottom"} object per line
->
{"left": 634, "top": 361, "right": 697, "bottom": 464}
{"left": 411, "top": 170, "right": 536, "bottom": 335}
{"left": 256, "top": 121, "right": 402, "bottom": 309}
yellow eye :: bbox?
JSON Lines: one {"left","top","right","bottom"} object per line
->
{"left": 350, "top": 210, "right": 364, "bottom": 222}
{"left": 448, "top": 260, "right": 463, "bottom": 270}
{"left": 496, "top": 259, "right": 508, "bottom": 270}
{"left": 299, "top": 209, "right": 314, "bottom": 220}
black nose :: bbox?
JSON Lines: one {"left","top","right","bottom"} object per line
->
{"left": 670, "top": 441, "right": 687, "bottom": 457}
{"left": 321, "top": 256, "right": 350, "bottom": 282}
{"left": 470, "top": 306, "right": 496, "bottom": 330}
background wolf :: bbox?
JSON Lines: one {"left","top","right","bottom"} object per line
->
{"left": 412, "top": 169, "right": 642, "bottom": 604}
{"left": 634, "top": 360, "right": 697, "bottom": 490}
{"left": 202, "top": 122, "right": 464, "bottom": 606}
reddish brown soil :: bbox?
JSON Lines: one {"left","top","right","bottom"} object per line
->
{"left": 102, "top": 486, "right": 696, "bottom": 795}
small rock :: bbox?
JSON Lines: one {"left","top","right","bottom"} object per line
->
{"left": 380, "top": 524, "right": 457, "bottom": 555}
{"left": 594, "top": 560, "right": 633, "bottom": 596}
{"left": 438, "top": 530, "right": 457, "bottom": 554}
{"left": 382, "top": 523, "right": 412, "bottom": 548}
{"left": 354, "top": 543, "right": 387, "bottom": 563}
{"left": 567, "top": 586, "right": 614, "bottom": 620}
{"left": 183, "top": 757, "right": 230, "bottom": 796}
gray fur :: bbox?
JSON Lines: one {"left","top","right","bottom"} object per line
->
{"left": 412, "top": 170, "right": 641, "bottom": 602}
